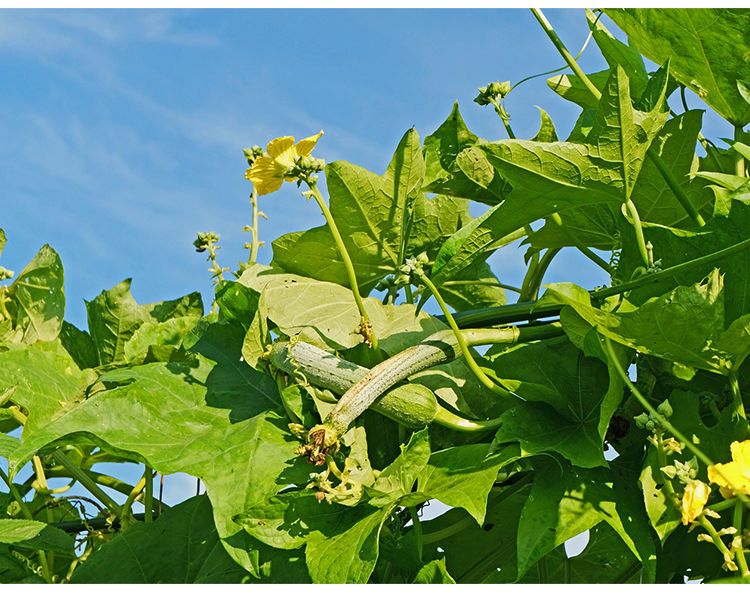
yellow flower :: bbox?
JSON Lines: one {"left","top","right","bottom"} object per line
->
{"left": 681, "top": 479, "right": 711, "bottom": 525}
{"left": 245, "top": 131, "right": 324, "bottom": 195}
{"left": 708, "top": 439, "right": 750, "bottom": 498}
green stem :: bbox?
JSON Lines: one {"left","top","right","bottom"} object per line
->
{"left": 519, "top": 249, "right": 540, "bottom": 302}
{"left": 404, "top": 284, "right": 414, "bottom": 304}
{"left": 417, "top": 272, "right": 514, "bottom": 400}
{"left": 408, "top": 506, "right": 423, "bottom": 561}
{"left": 433, "top": 406, "right": 502, "bottom": 433}
{"left": 729, "top": 372, "right": 746, "bottom": 419}
{"left": 654, "top": 429, "right": 678, "bottom": 507}
{"left": 698, "top": 514, "right": 737, "bottom": 571}
{"left": 307, "top": 181, "right": 378, "bottom": 349}
{"left": 144, "top": 466, "right": 154, "bottom": 523}
{"left": 734, "top": 500, "right": 750, "bottom": 577}
{"left": 603, "top": 339, "right": 749, "bottom": 506}
{"left": 490, "top": 99, "right": 516, "bottom": 139}
{"left": 451, "top": 236, "right": 750, "bottom": 328}
{"left": 736, "top": 125, "right": 746, "bottom": 178}
{"left": 120, "top": 474, "right": 147, "bottom": 522}
{"left": 0, "top": 468, "right": 53, "bottom": 583}
{"left": 527, "top": 247, "right": 561, "bottom": 301}
{"left": 53, "top": 450, "right": 121, "bottom": 515}
{"left": 531, "top": 7, "right": 705, "bottom": 228}
{"left": 625, "top": 199, "right": 651, "bottom": 267}
{"left": 549, "top": 212, "right": 612, "bottom": 273}
{"left": 248, "top": 186, "right": 262, "bottom": 263}
{"left": 531, "top": 8, "right": 601, "bottom": 100}
{"left": 45, "top": 467, "right": 167, "bottom": 512}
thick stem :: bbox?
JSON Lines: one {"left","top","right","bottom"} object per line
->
{"left": 531, "top": 7, "right": 705, "bottom": 228}
{"left": 53, "top": 450, "right": 121, "bottom": 516}
{"left": 527, "top": 247, "right": 561, "bottom": 301}
{"left": 451, "top": 236, "right": 750, "bottom": 328}
{"left": 625, "top": 199, "right": 651, "bottom": 267}
{"left": 307, "top": 181, "right": 378, "bottom": 349}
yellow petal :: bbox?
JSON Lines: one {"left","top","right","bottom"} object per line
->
{"left": 708, "top": 462, "right": 750, "bottom": 495}
{"left": 267, "top": 136, "right": 296, "bottom": 159}
{"left": 681, "top": 480, "right": 710, "bottom": 525}
{"left": 295, "top": 130, "right": 324, "bottom": 157}
{"left": 730, "top": 440, "right": 750, "bottom": 468}
{"left": 246, "top": 157, "right": 285, "bottom": 196}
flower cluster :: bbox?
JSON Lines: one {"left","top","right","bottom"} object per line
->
{"left": 244, "top": 131, "right": 324, "bottom": 195}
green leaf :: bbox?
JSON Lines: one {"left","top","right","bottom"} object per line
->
{"left": 0, "top": 434, "right": 19, "bottom": 458}
{"left": 3, "top": 245, "right": 64, "bottom": 345}
{"left": 423, "top": 102, "right": 507, "bottom": 205}
{"left": 414, "top": 443, "right": 521, "bottom": 525}
{"left": 123, "top": 315, "right": 201, "bottom": 364}
{"left": 305, "top": 505, "right": 393, "bottom": 583}
{"left": 236, "top": 491, "right": 374, "bottom": 551}
{"left": 273, "top": 127, "right": 425, "bottom": 290}
{"left": 547, "top": 70, "right": 610, "bottom": 110}
{"left": 639, "top": 450, "right": 681, "bottom": 543}
{"left": 0, "top": 341, "right": 92, "bottom": 431}
{"left": 370, "top": 428, "right": 431, "bottom": 504}
{"left": 586, "top": 8, "right": 648, "bottom": 96}
{"left": 605, "top": 9, "right": 750, "bottom": 125}
{"left": 59, "top": 321, "right": 98, "bottom": 370}
{"left": 237, "top": 265, "right": 443, "bottom": 353}
{"left": 488, "top": 336, "right": 615, "bottom": 468}
{"left": 439, "top": 261, "right": 507, "bottom": 312}
{"left": 516, "top": 461, "right": 655, "bottom": 580}
{"left": 5, "top": 323, "right": 310, "bottom": 577}
{"left": 433, "top": 67, "right": 666, "bottom": 283}
{"left": 422, "top": 483, "right": 531, "bottom": 583}
{"left": 413, "top": 559, "right": 455, "bottom": 584}
{"left": 0, "top": 520, "right": 73, "bottom": 554}
{"left": 616, "top": 202, "right": 750, "bottom": 325}
{"left": 85, "top": 279, "right": 203, "bottom": 366}
{"left": 530, "top": 107, "right": 558, "bottom": 142}
{"left": 528, "top": 109, "right": 709, "bottom": 252}
{"left": 71, "top": 495, "right": 257, "bottom": 583}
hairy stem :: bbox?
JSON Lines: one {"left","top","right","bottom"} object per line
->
{"left": 307, "top": 180, "right": 378, "bottom": 349}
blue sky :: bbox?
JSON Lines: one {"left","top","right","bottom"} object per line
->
{"left": 0, "top": 9, "right": 626, "bottom": 327}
